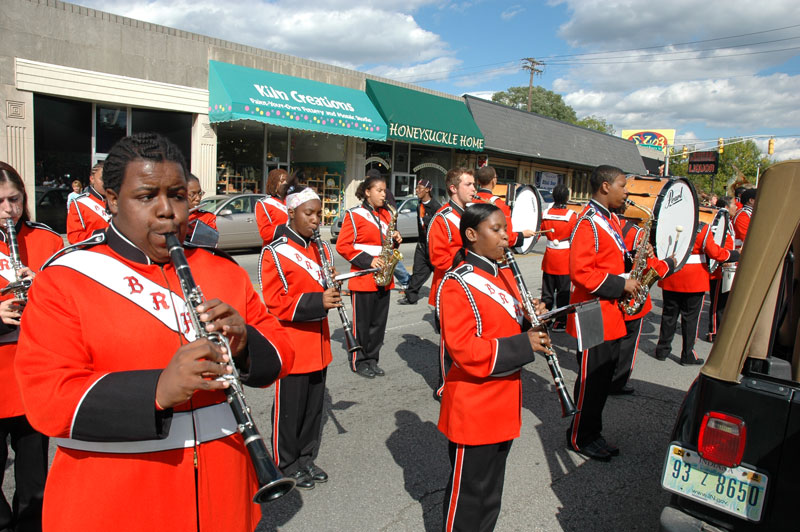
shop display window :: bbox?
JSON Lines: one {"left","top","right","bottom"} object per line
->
{"left": 410, "top": 145, "right": 451, "bottom": 204}
{"left": 291, "top": 130, "right": 346, "bottom": 225}
{"left": 96, "top": 106, "right": 127, "bottom": 154}
{"left": 216, "top": 121, "right": 264, "bottom": 194}
{"left": 132, "top": 108, "right": 192, "bottom": 164}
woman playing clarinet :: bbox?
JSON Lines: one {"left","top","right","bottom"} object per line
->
{"left": 0, "top": 161, "right": 63, "bottom": 532}
{"left": 437, "top": 203, "right": 552, "bottom": 532}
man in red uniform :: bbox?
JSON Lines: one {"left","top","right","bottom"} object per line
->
{"left": 66, "top": 161, "right": 110, "bottom": 244}
{"left": 186, "top": 173, "right": 218, "bottom": 246}
{"left": 427, "top": 168, "right": 476, "bottom": 396}
{"left": 473, "top": 166, "right": 537, "bottom": 248}
{"left": 567, "top": 165, "right": 642, "bottom": 461}
{"left": 397, "top": 179, "right": 440, "bottom": 305}
{"left": 655, "top": 217, "right": 740, "bottom": 364}
{"left": 256, "top": 168, "right": 290, "bottom": 245}
{"left": 707, "top": 197, "right": 737, "bottom": 341}
{"left": 260, "top": 187, "right": 339, "bottom": 490}
{"left": 540, "top": 184, "right": 577, "bottom": 331}
{"left": 15, "top": 133, "right": 295, "bottom": 532}
{"left": 733, "top": 187, "right": 756, "bottom": 250}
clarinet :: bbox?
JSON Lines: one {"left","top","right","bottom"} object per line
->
{"left": 164, "top": 233, "right": 295, "bottom": 503}
{"left": 0, "top": 219, "right": 32, "bottom": 301}
{"left": 311, "top": 228, "right": 362, "bottom": 355}
{"left": 503, "top": 248, "right": 579, "bottom": 418}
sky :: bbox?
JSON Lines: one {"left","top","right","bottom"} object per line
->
{"left": 78, "top": 0, "right": 800, "bottom": 161}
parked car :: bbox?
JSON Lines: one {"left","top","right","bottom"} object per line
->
{"left": 658, "top": 161, "right": 800, "bottom": 531}
{"left": 197, "top": 193, "right": 265, "bottom": 251}
{"left": 35, "top": 186, "right": 70, "bottom": 233}
{"left": 330, "top": 196, "right": 420, "bottom": 243}
{"left": 540, "top": 189, "right": 554, "bottom": 212}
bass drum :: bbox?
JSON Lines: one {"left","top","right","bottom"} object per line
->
{"left": 699, "top": 207, "right": 729, "bottom": 273}
{"left": 566, "top": 201, "right": 586, "bottom": 217}
{"left": 623, "top": 176, "right": 699, "bottom": 270}
{"left": 510, "top": 185, "right": 543, "bottom": 254}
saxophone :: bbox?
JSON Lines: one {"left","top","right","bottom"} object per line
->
{"left": 619, "top": 199, "right": 661, "bottom": 316}
{"left": 0, "top": 218, "right": 32, "bottom": 302}
{"left": 373, "top": 204, "right": 403, "bottom": 287}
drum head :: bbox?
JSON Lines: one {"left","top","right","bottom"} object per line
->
{"left": 510, "top": 185, "right": 542, "bottom": 254}
{"left": 651, "top": 177, "right": 699, "bottom": 269}
{"left": 703, "top": 209, "right": 729, "bottom": 272}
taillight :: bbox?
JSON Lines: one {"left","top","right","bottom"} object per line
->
{"left": 698, "top": 412, "right": 747, "bottom": 467}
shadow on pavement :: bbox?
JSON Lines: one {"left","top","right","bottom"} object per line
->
{"left": 396, "top": 333, "right": 440, "bottom": 393}
{"left": 385, "top": 410, "right": 449, "bottom": 532}
{"left": 255, "top": 488, "right": 304, "bottom": 531}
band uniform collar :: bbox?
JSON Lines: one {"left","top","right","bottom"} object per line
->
{"left": 448, "top": 200, "right": 465, "bottom": 216}
{"left": 279, "top": 224, "right": 311, "bottom": 248}
{"left": 107, "top": 222, "right": 155, "bottom": 265}
{"left": 589, "top": 199, "right": 612, "bottom": 219}
{"left": 465, "top": 250, "right": 499, "bottom": 277}
{"left": 88, "top": 186, "right": 105, "bottom": 202}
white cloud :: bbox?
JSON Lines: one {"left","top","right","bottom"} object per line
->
{"left": 501, "top": 5, "right": 524, "bottom": 20}
{"left": 367, "top": 57, "right": 462, "bottom": 82}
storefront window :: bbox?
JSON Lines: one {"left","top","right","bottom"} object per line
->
{"left": 291, "top": 131, "right": 346, "bottom": 224}
{"left": 366, "top": 142, "right": 392, "bottom": 178}
{"left": 494, "top": 165, "right": 517, "bottom": 184}
{"left": 95, "top": 105, "right": 127, "bottom": 154}
{"left": 393, "top": 142, "right": 410, "bottom": 174}
{"left": 410, "top": 146, "right": 450, "bottom": 203}
{"left": 33, "top": 94, "right": 92, "bottom": 232}
{"left": 265, "top": 125, "right": 289, "bottom": 178}
{"left": 215, "top": 121, "right": 264, "bottom": 194}
{"left": 132, "top": 108, "right": 192, "bottom": 167}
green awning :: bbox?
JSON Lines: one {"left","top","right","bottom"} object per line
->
{"left": 365, "top": 79, "right": 484, "bottom": 152}
{"left": 208, "top": 60, "right": 387, "bottom": 141}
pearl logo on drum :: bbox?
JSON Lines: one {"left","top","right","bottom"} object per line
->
{"left": 666, "top": 188, "right": 685, "bottom": 208}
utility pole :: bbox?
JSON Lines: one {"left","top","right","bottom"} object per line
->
{"left": 521, "top": 58, "right": 544, "bottom": 112}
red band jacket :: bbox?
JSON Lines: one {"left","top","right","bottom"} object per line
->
{"left": 256, "top": 196, "right": 288, "bottom": 245}
{"left": 659, "top": 223, "right": 739, "bottom": 293}
{"left": 568, "top": 201, "right": 631, "bottom": 341}
{"left": 260, "top": 226, "right": 333, "bottom": 374}
{"left": 426, "top": 201, "right": 464, "bottom": 305}
{"left": 188, "top": 209, "right": 217, "bottom": 231}
{"left": 15, "top": 225, "right": 295, "bottom": 532}
{"left": 0, "top": 221, "right": 63, "bottom": 419}
{"left": 541, "top": 206, "right": 578, "bottom": 275}
{"left": 733, "top": 205, "right": 752, "bottom": 249}
{"left": 335, "top": 202, "right": 394, "bottom": 292}
{"left": 475, "top": 189, "right": 522, "bottom": 247}
{"left": 436, "top": 252, "right": 536, "bottom": 445}
{"left": 66, "top": 187, "right": 110, "bottom": 244}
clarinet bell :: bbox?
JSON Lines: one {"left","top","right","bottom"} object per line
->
{"left": 253, "top": 475, "right": 297, "bottom": 504}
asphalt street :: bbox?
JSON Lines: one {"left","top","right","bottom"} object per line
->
{"left": 4, "top": 230, "right": 710, "bottom": 531}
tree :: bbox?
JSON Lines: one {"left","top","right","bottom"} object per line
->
{"left": 667, "top": 138, "right": 771, "bottom": 196}
{"left": 492, "top": 86, "right": 577, "bottom": 123}
{"left": 575, "top": 115, "right": 615, "bottom": 135}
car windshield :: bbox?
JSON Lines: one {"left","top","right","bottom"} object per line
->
{"left": 198, "top": 197, "right": 226, "bottom": 213}
{"left": 540, "top": 190, "right": 553, "bottom": 202}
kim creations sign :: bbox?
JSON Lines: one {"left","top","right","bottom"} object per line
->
{"left": 687, "top": 151, "right": 719, "bottom": 175}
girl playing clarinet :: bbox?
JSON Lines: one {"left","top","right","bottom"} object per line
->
{"left": 436, "top": 202, "right": 552, "bottom": 532}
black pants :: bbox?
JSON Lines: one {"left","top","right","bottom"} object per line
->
{"left": 0, "top": 416, "right": 48, "bottom": 532}
{"left": 568, "top": 339, "right": 620, "bottom": 450}
{"left": 442, "top": 440, "right": 512, "bottom": 532}
{"left": 541, "top": 273, "right": 570, "bottom": 316}
{"left": 351, "top": 289, "right": 391, "bottom": 371}
{"left": 708, "top": 279, "right": 729, "bottom": 336}
{"left": 611, "top": 318, "right": 643, "bottom": 391}
{"left": 271, "top": 369, "right": 327, "bottom": 475}
{"left": 404, "top": 243, "right": 433, "bottom": 304}
{"left": 656, "top": 290, "right": 705, "bottom": 362}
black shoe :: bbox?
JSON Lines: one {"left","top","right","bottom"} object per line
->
{"left": 597, "top": 436, "right": 620, "bottom": 456}
{"left": 654, "top": 352, "right": 668, "bottom": 361}
{"left": 571, "top": 439, "right": 612, "bottom": 462}
{"left": 397, "top": 297, "right": 417, "bottom": 305}
{"left": 289, "top": 469, "right": 315, "bottom": 490}
{"left": 305, "top": 463, "right": 328, "bottom": 483}
{"left": 355, "top": 365, "right": 376, "bottom": 378}
{"left": 609, "top": 384, "right": 634, "bottom": 396}
{"left": 368, "top": 361, "right": 385, "bottom": 377}
{"left": 680, "top": 357, "right": 705, "bottom": 366}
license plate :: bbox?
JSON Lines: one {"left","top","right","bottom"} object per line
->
{"left": 661, "top": 444, "right": 768, "bottom": 522}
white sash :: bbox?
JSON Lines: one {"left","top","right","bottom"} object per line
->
{"left": 591, "top": 212, "right": 628, "bottom": 254}
{"left": 444, "top": 211, "right": 461, "bottom": 229}
{"left": 0, "top": 250, "right": 16, "bottom": 284}
{"left": 546, "top": 240, "right": 570, "bottom": 250}
{"left": 354, "top": 244, "right": 381, "bottom": 256}
{"left": 51, "top": 251, "right": 195, "bottom": 341}
{"left": 274, "top": 245, "right": 325, "bottom": 288}
{"left": 461, "top": 271, "right": 523, "bottom": 325}
{"left": 543, "top": 210, "right": 575, "bottom": 222}
{"left": 260, "top": 196, "right": 288, "bottom": 214}
{"left": 352, "top": 208, "right": 388, "bottom": 235}
{"left": 76, "top": 196, "right": 112, "bottom": 222}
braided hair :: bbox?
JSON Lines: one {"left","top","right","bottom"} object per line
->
{"left": 103, "top": 133, "right": 188, "bottom": 194}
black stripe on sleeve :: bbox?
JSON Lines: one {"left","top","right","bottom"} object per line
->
{"left": 239, "top": 324, "right": 283, "bottom": 387}
{"left": 293, "top": 292, "right": 327, "bottom": 322}
{"left": 593, "top": 274, "right": 626, "bottom": 300}
{"left": 492, "top": 332, "right": 536, "bottom": 375}
{"left": 351, "top": 252, "right": 374, "bottom": 270}
{"left": 71, "top": 370, "right": 171, "bottom": 442}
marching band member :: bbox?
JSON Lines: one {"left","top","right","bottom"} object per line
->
{"left": 335, "top": 173, "right": 400, "bottom": 378}
{"left": 15, "top": 133, "right": 294, "bottom": 532}
{"left": 707, "top": 197, "right": 737, "bottom": 341}
{"left": 474, "top": 166, "right": 536, "bottom": 248}
{"left": 256, "top": 168, "right": 291, "bottom": 245}
{"left": 260, "top": 187, "right": 338, "bottom": 490}
{"left": 539, "top": 184, "right": 577, "bottom": 331}
{"left": 437, "top": 203, "right": 551, "bottom": 532}
{"left": 655, "top": 209, "right": 740, "bottom": 365}
{"left": 427, "top": 168, "right": 477, "bottom": 397}
{"left": 397, "top": 179, "right": 440, "bottom": 305}
{"left": 187, "top": 173, "right": 217, "bottom": 232}
{"left": 0, "top": 162, "right": 63, "bottom": 532}
{"left": 66, "top": 161, "right": 110, "bottom": 244}
{"left": 567, "top": 165, "right": 642, "bottom": 461}
{"left": 733, "top": 188, "right": 756, "bottom": 250}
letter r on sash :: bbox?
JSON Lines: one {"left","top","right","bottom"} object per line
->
{"left": 151, "top": 292, "right": 170, "bottom": 311}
